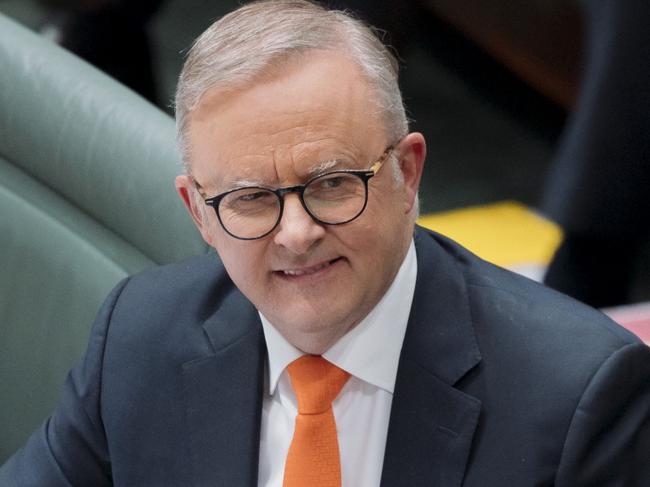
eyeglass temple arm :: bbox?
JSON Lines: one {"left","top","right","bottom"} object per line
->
{"left": 369, "top": 145, "right": 395, "bottom": 174}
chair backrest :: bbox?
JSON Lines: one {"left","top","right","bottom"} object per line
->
{"left": 0, "top": 12, "right": 208, "bottom": 462}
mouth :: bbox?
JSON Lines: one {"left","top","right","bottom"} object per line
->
{"left": 275, "top": 257, "right": 343, "bottom": 277}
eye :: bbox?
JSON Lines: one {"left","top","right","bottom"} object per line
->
{"left": 222, "top": 188, "right": 276, "bottom": 212}
{"left": 319, "top": 176, "right": 346, "bottom": 189}
{"left": 311, "top": 173, "right": 358, "bottom": 192}
{"left": 237, "top": 191, "right": 272, "bottom": 202}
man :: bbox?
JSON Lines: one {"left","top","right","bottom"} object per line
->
{"left": 1, "top": 1, "right": 649, "bottom": 486}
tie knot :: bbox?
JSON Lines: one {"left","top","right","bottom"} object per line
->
{"left": 287, "top": 355, "right": 350, "bottom": 414}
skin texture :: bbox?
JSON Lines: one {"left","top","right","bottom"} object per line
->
{"left": 176, "top": 51, "right": 426, "bottom": 354}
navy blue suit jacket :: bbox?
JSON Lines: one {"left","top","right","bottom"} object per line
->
{"left": 2, "top": 227, "right": 650, "bottom": 486}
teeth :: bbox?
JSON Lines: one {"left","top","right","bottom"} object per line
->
{"left": 283, "top": 261, "right": 331, "bottom": 276}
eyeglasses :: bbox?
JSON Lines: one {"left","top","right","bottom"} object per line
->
{"left": 193, "top": 143, "right": 396, "bottom": 240}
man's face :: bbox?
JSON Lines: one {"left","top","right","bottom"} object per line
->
{"left": 177, "top": 52, "right": 425, "bottom": 353}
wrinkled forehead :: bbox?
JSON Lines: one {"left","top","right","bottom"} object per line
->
{"left": 186, "top": 52, "right": 388, "bottom": 188}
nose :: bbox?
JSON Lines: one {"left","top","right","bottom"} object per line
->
{"left": 273, "top": 193, "right": 325, "bottom": 254}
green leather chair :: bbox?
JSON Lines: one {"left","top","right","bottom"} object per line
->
{"left": 0, "top": 13, "right": 208, "bottom": 462}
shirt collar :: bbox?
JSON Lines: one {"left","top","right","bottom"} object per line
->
{"left": 260, "top": 239, "right": 417, "bottom": 395}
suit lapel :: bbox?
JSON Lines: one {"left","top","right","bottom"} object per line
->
{"left": 182, "top": 286, "right": 266, "bottom": 487}
{"left": 381, "top": 227, "right": 482, "bottom": 487}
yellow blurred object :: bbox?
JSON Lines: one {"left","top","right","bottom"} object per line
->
{"left": 417, "top": 201, "right": 563, "bottom": 269}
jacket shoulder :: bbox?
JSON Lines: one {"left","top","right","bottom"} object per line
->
{"left": 103, "top": 253, "right": 241, "bottom": 361}
{"left": 418, "top": 226, "right": 640, "bottom": 350}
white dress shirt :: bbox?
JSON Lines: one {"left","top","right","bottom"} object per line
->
{"left": 257, "top": 240, "right": 417, "bottom": 487}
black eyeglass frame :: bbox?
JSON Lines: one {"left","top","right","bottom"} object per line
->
{"left": 193, "top": 143, "right": 397, "bottom": 240}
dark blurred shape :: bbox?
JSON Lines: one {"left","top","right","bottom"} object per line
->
{"left": 421, "top": 0, "right": 583, "bottom": 110}
{"left": 543, "top": 0, "right": 650, "bottom": 307}
{"left": 37, "top": 0, "right": 164, "bottom": 104}
{"left": 333, "top": 0, "right": 583, "bottom": 109}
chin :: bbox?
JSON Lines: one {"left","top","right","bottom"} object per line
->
{"left": 272, "top": 312, "right": 350, "bottom": 351}
{"left": 284, "top": 326, "right": 345, "bottom": 355}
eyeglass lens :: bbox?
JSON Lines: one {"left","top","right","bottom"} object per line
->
{"left": 218, "top": 172, "right": 368, "bottom": 239}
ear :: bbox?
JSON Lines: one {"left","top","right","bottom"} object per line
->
{"left": 396, "top": 132, "right": 426, "bottom": 213}
{"left": 175, "top": 174, "right": 215, "bottom": 246}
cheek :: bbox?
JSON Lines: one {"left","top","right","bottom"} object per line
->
{"left": 330, "top": 221, "right": 372, "bottom": 254}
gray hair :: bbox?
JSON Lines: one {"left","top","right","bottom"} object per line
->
{"left": 175, "top": 0, "right": 409, "bottom": 171}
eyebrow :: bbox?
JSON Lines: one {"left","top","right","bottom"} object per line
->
{"left": 304, "top": 158, "right": 351, "bottom": 179}
{"left": 192, "top": 176, "right": 261, "bottom": 198}
{"left": 229, "top": 178, "right": 269, "bottom": 189}
{"left": 222, "top": 158, "right": 354, "bottom": 191}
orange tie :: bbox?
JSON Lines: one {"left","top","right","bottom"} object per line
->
{"left": 283, "top": 355, "right": 351, "bottom": 487}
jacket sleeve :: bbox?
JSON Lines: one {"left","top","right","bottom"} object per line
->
{"left": 555, "top": 340, "right": 650, "bottom": 486}
{"left": 0, "top": 279, "right": 129, "bottom": 487}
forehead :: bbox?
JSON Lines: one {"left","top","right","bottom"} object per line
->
{"left": 187, "top": 51, "right": 387, "bottom": 187}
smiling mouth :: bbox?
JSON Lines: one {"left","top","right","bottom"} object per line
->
{"left": 278, "top": 258, "right": 342, "bottom": 276}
